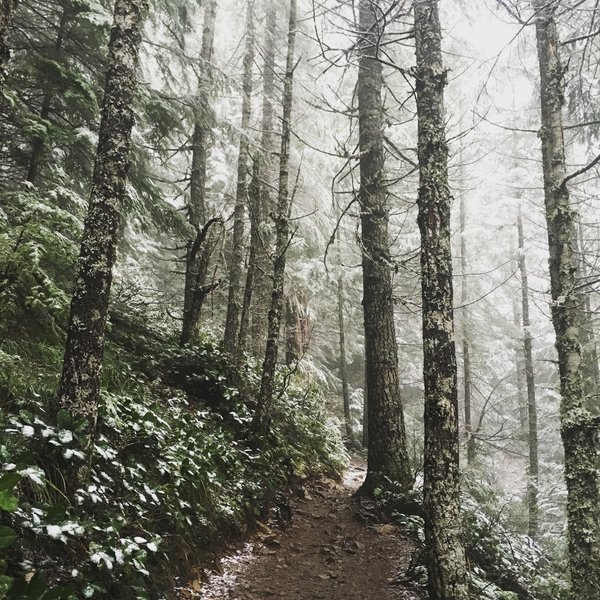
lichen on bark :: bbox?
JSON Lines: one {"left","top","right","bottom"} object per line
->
{"left": 414, "top": 1, "right": 469, "bottom": 598}
{"left": 532, "top": 1, "right": 600, "bottom": 597}
{"left": 57, "top": 0, "right": 148, "bottom": 434}
{"left": 253, "top": 0, "right": 296, "bottom": 438}
{"left": 223, "top": 0, "right": 255, "bottom": 362}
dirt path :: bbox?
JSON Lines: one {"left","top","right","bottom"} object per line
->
{"left": 185, "top": 461, "right": 423, "bottom": 600}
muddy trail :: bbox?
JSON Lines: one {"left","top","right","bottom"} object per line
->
{"left": 181, "top": 461, "right": 424, "bottom": 600}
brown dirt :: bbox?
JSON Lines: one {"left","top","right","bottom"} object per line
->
{"left": 182, "top": 460, "right": 423, "bottom": 600}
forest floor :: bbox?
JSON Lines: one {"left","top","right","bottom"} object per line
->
{"left": 179, "top": 460, "right": 423, "bottom": 600}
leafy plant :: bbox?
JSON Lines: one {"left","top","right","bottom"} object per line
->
{"left": 0, "top": 328, "right": 347, "bottom": 599}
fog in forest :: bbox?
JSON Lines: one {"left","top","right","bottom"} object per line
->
{"left": 0, "top": 0, "right": 599, "bottom": 598}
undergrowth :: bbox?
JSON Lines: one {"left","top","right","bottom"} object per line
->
{"left": 380, "top": 474, "right": 568, "bottom": 600}
{"left": 0, "top": 316, "right": 347, "bottom": 599}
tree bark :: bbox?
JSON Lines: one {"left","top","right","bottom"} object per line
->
{"left": 180, "top": 0, "right": 218, "bottom": 344}
{"left": 577, "top": 220, "right": 600, "bottom": 412}
{"left": 179, "top": 218, "right": 224, "bottom": 347}
{"left": 362, "top": 355, "right": 368, "bottom": 448}
{"left": 249, "top": 0, "right": 277, "bottom": 359}
{"left": 253, "top": 0, "right": 296, "bottom": 438}
{"left": 284, "top": 292, "right": 308, "bottom": 366}
{"left": 238, "top": 159, "right": 260, "bottom": 359}
{"left": 459, "top": 190, "right": 475, "bottom": 465}
{"left": 0, "top": 0, "right": 17, "bottom": 91}
{"left": 188, "top": 0, "right": 217, "bottom": 228}
{"left": 414, "top": 2, "right": 469, "bottom": 599}
{"left": 356, "top": 0, "right": 411, "bottom": 494}
{"left": 285, "top": 295, "right": 301, "bottom": 366}
{"left": 223, "top": 0, "right": 254, "bottom": 361}
{"left": 512, "top": 295, "right": 527, "bottom": 429}
{"left": 57, "top": 0, "right": 147, "bottom": 432}
{"left": 338, "top": 273, "right": 353, "bottom": 442}
{"left": 533, "top": 1, "right": 600, "bottom": 595}
{"left": 517, "top": 210, "right": 539, "bottom": 540}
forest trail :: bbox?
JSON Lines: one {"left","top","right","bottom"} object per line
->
{"left": 184, "top": 461, "right": 423, "bottom": 600}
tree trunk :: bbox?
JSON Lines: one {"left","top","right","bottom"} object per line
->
{"left": 414, "top": 2, "right": 469, "bottom": 599}
{"left": 238, "top": 159, "right": 260, "bottom": 359}
{"left": 362, "top": 356, "right": 368, "bottom": 448}
{"left": 459, "top": 190, "right": 475, "bottom": 465}
{"left": 26, "top": 6, "right": 70, "bottom": 184}
{"left": 284, "top": 293, "right": 308, "bottom": 366}
{"left": 577, "top": 220, "right": 600, "bottom": 412}
{"left": 356, "top": 0, "right": 411, "bottom": 494}
{"left": 512, "top": 295, "right": 527, "bottom": 429}
{"left": 285, "top": 295, "right": 301, "bottom": 366}
{"left": 57, "top": 0, "right": 147, "bottom": 432}
{"left": 253, "top": 0, "right": 296, "bottom": 438}
{"left": 517, "top": 210, "right": 539, "bottom": 540}
{"left": 180, "top": 0, "right": 218, "bottom": 344}
{"left": 223, "top": 0, "right": 254, "bottom": 361}
{"left": 533, "top": 1, "right": 600, "bottom": 595}
{"left": 179, "top": 218, "right": 224, "bottom": 347}
{"left": 188, "top": 0, "right": 217, "bottom": 227}
{"left": 338, "top": 274, "right": 353, "bottom": 442}
{"left": 189, "top": 122, "right": 209, "bottom": 228}
{"left": 0, "top": 0, "right": 17, "bottom": 90}
{"left": 249, "top": 0, "right": 277, "bottom": 359}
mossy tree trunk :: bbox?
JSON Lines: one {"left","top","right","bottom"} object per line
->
{"left": 0, "top": 0, "right": 17, "bottom": 90}
{"left": 356, "top": 0, "right": 411, "bottom": 494}
{"left": 362, "top": 356, "right": 368, "bottom": 448}
{"left": 414, "top": 1, "right": 469, "bottom": 598}
{"left": 223, "top": 0, "right": 254, "bottom": 361}
{"left": 253, "top": 0, "right": 296, "bottom": 438}
{"left": 517, "top": 210, "right": 539, "bottom": 540}
{"left": 533, "top": 1, "right": 600, "bottom": 595}
{"left": 248, "top": 0, "right": 277, "bottom": 360}
{"left": 57, "top": 0, "right": 147, "bottom": 432}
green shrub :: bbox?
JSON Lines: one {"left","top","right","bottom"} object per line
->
{"left": 0, "top": 333, "right": 347, "bottom": 599}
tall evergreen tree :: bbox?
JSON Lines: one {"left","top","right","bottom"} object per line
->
{"left": 512, "top": 295, "right": 528, "bottom": 429}
{"left": 248, "top": 0, "right": 277, "bottom": 359}
{"left": 517, "top": 210, "right": 539, "bottom": 540}
{"left": 180, "top": 0, "right": 219, "bottom": 346}
{"left": 0, "top": 1, "right": 109, "bottom": 187}
{"left": 338, "top": 267, "right": 353, "bottom": 441}
{"left": 356, "top": 0, "right": 411, "bottom": 493}
{"left": 26, "top": 4, "right": 71, "bottom": 185}
{"left": 459, "top": 189, "right": 475, "bottom": 465}
{"left": 577, "top": 220, "right": 600, "bottom": 411}
{"left": 0, "top": 0, "right": 17, "bottom": 89}
{"left": 223, "top": 0, "right": 255, "bottom": 361}
{"left": 414, "top": 1, "right": 469, "bottom": 598}
{"left": 57, "top": 0, "right": 147, "bottom": 432}
{"left": 254, "top": 0, "right": 296, "bottom": 438}
{"left": 532, "top": 0, "right": 600, "bottom": 595}
{"left": 238, "top": 158, "right": 260, "bottom": 357}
